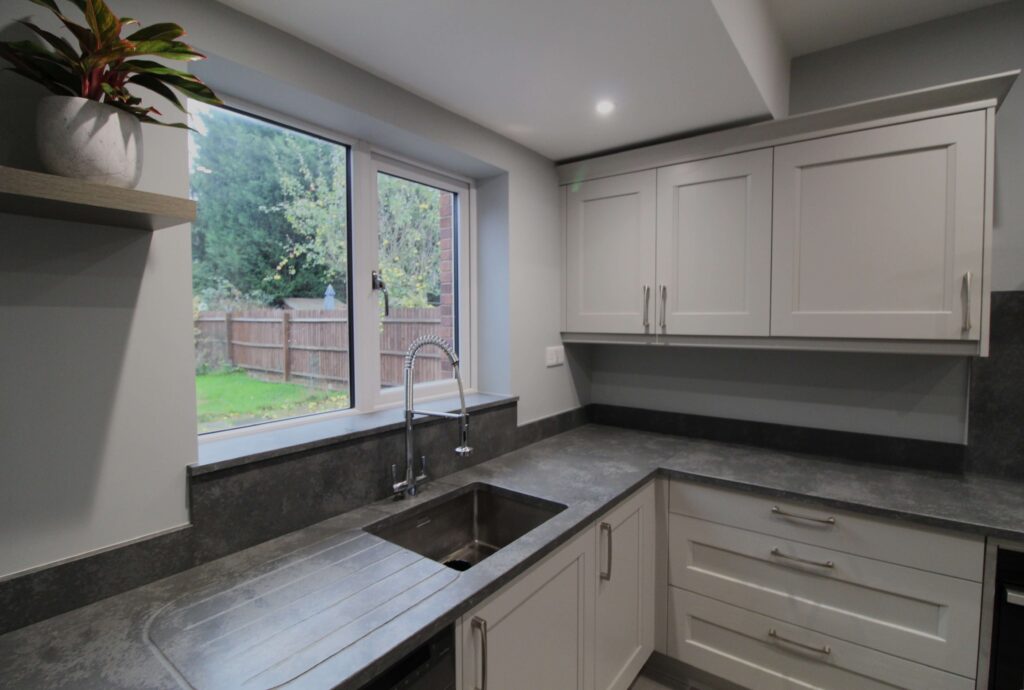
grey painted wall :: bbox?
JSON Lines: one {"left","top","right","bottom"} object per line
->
{"left": 0, "top": 4, "right": 195, "bottom": 578}
{"left": 584, "top": 346, "right": 969, "bottom": 444}
{"left": 790, "top": 0, "right": 1024, "bottom": 290}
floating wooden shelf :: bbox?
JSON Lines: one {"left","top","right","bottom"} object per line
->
{"left": 0, "top": 164, "right": 195, "bottom": 231}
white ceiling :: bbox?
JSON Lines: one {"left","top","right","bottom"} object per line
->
{"left": 768, "top": 0, "right": 1008, "bottom": 57}
{"left": 216, "top": 0, "right": 777, "bottom": 161}
{"left": 217, "top": 0, "right": 1009, "bottom": 162}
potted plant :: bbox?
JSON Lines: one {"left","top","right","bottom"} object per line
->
{"left": 0, "top": 0, "right": 222, "bottom": 188}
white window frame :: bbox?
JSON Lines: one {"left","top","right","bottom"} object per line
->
{"left": 360, "top": 153, "right": 474, "bottom": 410}
{"left": 193, "top": 97, "right": 476, "bottom": 441}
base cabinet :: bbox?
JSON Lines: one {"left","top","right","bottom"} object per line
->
{"left": 458, "top": 527, "right": 594, "bottom": 690}
{"left": 595, "top": 483, "right": 656, "bottom": 690}
{"left": 457, "top": 483, "right": 655, "bottom": 690}
{"left": 664, "top": 480, "right": 984, "bottom": 690}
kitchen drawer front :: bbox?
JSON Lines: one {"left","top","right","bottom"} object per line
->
{"left": 669, "top": 480, "right": 984, "bottom": 581}
{"left": 668, "top": 514, "right": 981, "bottom": 677}
{"left": 667, "top": 588, "right": 974, "bottom": 690}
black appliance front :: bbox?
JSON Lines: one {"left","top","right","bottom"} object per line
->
{"left": 358, "top": 624, "right": 454, "bottom": 690}
{"left": 991, "top": 548, "right": 1024, "bottom": 690}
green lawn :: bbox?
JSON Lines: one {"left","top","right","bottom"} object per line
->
{"left": 196, "top": 369, "right": 349, "bottom": 433}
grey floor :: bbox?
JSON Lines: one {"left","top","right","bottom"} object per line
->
{"left": 630, "top": 675, "right": 678, "bottom": 690}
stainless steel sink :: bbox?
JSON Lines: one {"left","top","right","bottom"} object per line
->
{"left": 366, "top": 483, "right": 567, "bottom": 571}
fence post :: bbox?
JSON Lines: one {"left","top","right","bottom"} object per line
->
{"left": 224, "top": 312, "right": 234, "bottom": 366}
{"left": 281, "top": 311, "right": 291, "bottom": 382}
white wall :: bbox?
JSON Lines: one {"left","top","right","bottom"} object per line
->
{"left": 790, "top": 0, "right": 1024, "bottom": 291}
{"left": 0, "top": 3, "right": 195, "bottom": 578}
{"left": 0, "top": 0, "right": 579, "bottom": 577}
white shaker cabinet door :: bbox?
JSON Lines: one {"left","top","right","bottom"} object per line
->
{"left": 771, "top": 111, "right": 986, "bottom": 340}
{"left": 656, "top": 149, "right": 773, "bottom": 336}
{"left": 565, "top": 170, "right": 657, "bottom": 334}
{"left": 594, "top": 483, "right": 656, "bottom": 690}
{"left": 459, "top": 528, "right": 595, "bottom": 690}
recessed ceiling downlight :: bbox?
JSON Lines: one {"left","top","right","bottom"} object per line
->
{"left": 595, "top": 99, "right": 615, "bottom": 116}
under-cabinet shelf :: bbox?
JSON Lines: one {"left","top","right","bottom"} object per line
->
{"left": 0, "top": 165, "right": 195, "bottom": 231}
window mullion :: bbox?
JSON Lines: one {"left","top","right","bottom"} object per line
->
{"left": 350, "top": 141, "right": 382, "bottom": 412}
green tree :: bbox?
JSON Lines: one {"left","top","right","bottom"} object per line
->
{"left": 190, "top": 105, "right": 346, "bottom": 305}
{"left": 190, "top": 104, "right": 446, "bottom": 310}
{"left": 377, "top": 174, "right": 442, "bottom": 307}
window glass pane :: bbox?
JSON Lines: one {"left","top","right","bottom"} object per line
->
{"left": 376, "top": 172, "right": 458, "bottom": 389}
{"left": 189, "top": 103, "right": 351, "bottom": 433}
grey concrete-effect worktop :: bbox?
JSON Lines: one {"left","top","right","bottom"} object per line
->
{"left": 3, "top": 424, "right": 1024, "bottom": 689}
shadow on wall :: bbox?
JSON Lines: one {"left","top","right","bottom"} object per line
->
{"left": 0, "top": 213, "right": 150, "bottom": 535}
{"left": 579, "top": 344, "right": 970, "bottom": 444}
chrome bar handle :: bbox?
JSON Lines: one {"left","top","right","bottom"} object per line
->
{"left": 771, "top": 505, "right": 836, "bottom": 525}
{"left": 1007, "top": 588, "right": 1024, "bottom": 607}
{"left": 962, "top": 271, "right": 973, "bottom": 332}
{"left": 471, "top": 617, "right": 488, "bottom": 690}
{"left": 659, "top": 285, "right": 667, "bottom": 330}
{"left": 642, "top": 285, "right": 651, "bottom": 328}
{"left": 600, "top": 522, "right": 613, "bottom": 581}
{"left": 768, "top": 628, "right": 831, "bottom": 655}
{"left": 770, "top": 547, "right": 834, "bottom": 569}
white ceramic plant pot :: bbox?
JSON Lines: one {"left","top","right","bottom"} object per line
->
{"left": 36, "top": 95, "right": 143, "bottom": 188}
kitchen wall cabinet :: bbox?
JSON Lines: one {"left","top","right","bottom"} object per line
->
{"left": 771, "top": 111, "right": 986, "bottom": 340}
{"left": 594, "top": 483, "right": 655, "bottom": 690}
{"left": 656, "top": 149, "right": 773, "bottom": 336}
{"left": 558, "top": 73, "right": 1008, "bottom": 356}
{"left": 565, "top": 170, "right": 657, "bottom": 334}
{"left": 457, "top": 483, "right": 655, "bottom": 690}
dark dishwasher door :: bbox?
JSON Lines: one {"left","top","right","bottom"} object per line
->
{"left": 992, "top": 549, "right": 1024, "bottom": 690}
{"left": 358, "top": 625, "right": 454, "bottom": 690}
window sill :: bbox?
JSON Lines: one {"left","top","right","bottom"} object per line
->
{"left": 190, "top": 393, "right": 517, "bottom": 477}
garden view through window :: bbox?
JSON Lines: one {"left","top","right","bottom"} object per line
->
{"left": 190, "top": 103, "right": 461, "bottom": 434}
{"left": 376, "top": 172, "right": 458, "bottom": 391}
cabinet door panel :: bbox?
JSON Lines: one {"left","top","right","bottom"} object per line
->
{"left": 566, "top": 171, "right": 657, "bottom": 334}
{"left": 460, "top": 529, "right": 594, "bottom": 690}
{"left": 595, "top": 484, "right": 655, "bottom": 690}
{"left": 656, "top": 149, "right": 773, "bottom": 336}
{"left": 771, "top": 111, "right": 985, "bottom": 340}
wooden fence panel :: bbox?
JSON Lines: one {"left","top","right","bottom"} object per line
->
{"left": 194, "top": 305, "right": 453, "bottom": 389}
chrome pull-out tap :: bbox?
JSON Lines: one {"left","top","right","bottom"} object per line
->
{"left": 392, "top": 336, "right": 472, "bottom": 498}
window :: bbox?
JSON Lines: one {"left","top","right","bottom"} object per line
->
{"left": 375, "top": 169, "right": 460, "bottom": 391}
{"left": 189, "top": 102, "right": 472, "bottom": 435}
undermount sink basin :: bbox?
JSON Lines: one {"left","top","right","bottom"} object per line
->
{"left": 366, "top": 483, "right": 567, "bottom": 571}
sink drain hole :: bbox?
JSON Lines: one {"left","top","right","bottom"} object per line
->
{"left": 444, "top": 559, "right": 473, "bottom": 571}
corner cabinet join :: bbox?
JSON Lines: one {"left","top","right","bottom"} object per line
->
{"left": 559, "top": 73, "right": 1013, "bottom": 357}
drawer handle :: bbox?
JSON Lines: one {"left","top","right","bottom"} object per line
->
{"left": 472, "top": 617, "right": 488, "bottom": 690}
{"left": 770, "top": 547, "right": 834, "bottom": 569}
{"left": 768, "top": 628, "right": 832, "bottom": 655}
{"left": 600, "top": 522, "right": 613, "bottom": 581}
{"left": 771, "top": 505, "right": 836, "bottom": 525}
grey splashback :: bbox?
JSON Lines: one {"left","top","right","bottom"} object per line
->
{"left": 969, "top": 291, "right": 1024, "bottom": 478}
